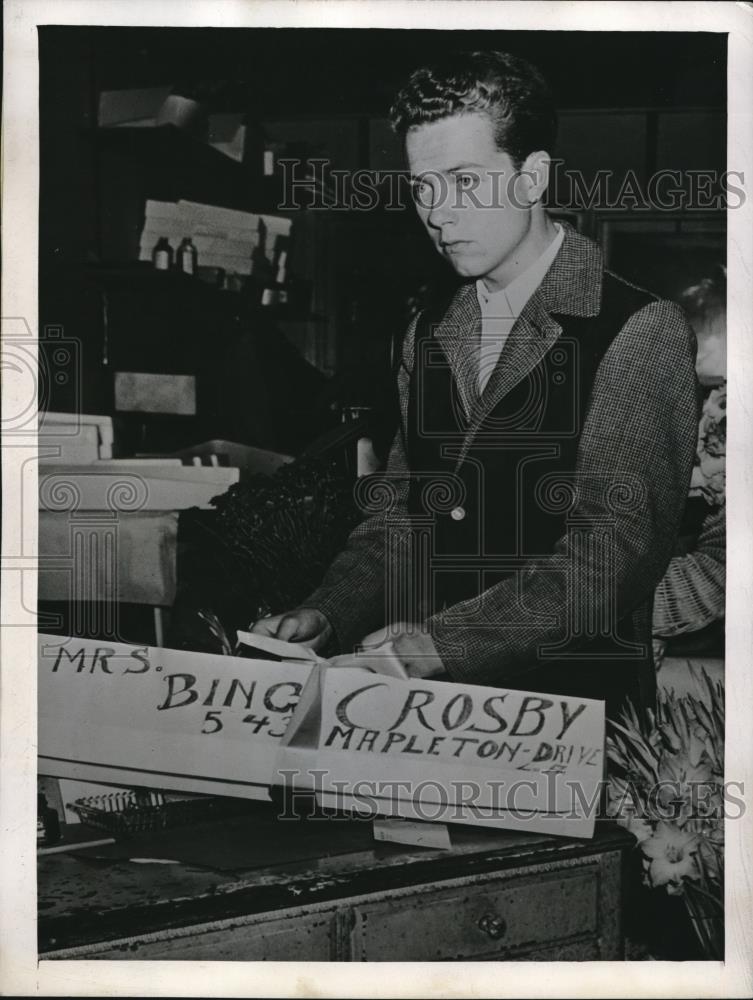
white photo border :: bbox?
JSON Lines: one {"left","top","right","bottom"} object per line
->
{"left": 2, "top": 1, "right": 751, "bottom": 996}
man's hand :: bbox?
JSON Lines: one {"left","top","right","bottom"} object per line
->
{"left": 328, "top": 623, "right": 445, "bottom": 679}
{"left": 390, "top": 629, "right": 445, "bottom": 679}
{"left": 250, "top": 607, "right": 333, "bottom": 652}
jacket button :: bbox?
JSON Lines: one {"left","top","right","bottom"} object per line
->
{"left": 450, "top": 506, "right": 466, "bottom": 521}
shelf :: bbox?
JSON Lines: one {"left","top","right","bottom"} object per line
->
{"left": 86, "top": 262, "right": 324, "bottom": 322}
{"left": 88, "top": 261, "right": 201, "bottom": 282}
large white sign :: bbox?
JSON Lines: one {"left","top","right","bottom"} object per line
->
{"left": 38, "top": 635, "right": 605, "bottom": 836}
{"left": 279, "top": 666, "right": 606, "bottom": 838}
{"left": 38, "top": 634, "right": 313, "bottom": 799}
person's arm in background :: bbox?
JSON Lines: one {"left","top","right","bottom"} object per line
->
{"left": 422, "top": 300, "right": 699, "bottom": 683}
{"left": 652, "top": 503, "right": 725, "bottom": 637}
{"left": 252, "top": 317, "right": 418, "bottom": 654}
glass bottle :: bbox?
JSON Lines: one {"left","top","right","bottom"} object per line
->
{"left": 152, "top": 236, "right": 173, "bottom": 271}
{"left": 177, "top": 237, "right": 198, "bottom": 275}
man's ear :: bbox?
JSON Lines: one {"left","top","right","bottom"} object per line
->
{"left": 518, "top": 150, "right": 551, "bottom": 206}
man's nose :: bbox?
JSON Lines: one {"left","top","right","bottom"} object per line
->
{"left": 426, "top": 187, "right": 454, "bottom": 230}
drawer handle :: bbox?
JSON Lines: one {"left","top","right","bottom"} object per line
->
{"left": 478, "top": 912, "right": 507, "bottom": 940}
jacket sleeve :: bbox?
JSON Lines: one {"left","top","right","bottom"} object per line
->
{"left": 652, "top": 504, "right": 725, "bottom": 637}
{"left": 426, "top": 299, "right": 700, "bottom": 684}
{"left": 301, "top": 317, "right": 417, "bottom": 653}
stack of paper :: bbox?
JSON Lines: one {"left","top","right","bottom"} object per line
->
{"left": 138, "top": 199, "right": 292, "bottom": 276}
{"left": 38, "top": 462, "right": 240, "bottom": 511}
{"left": 39, "top": 413, "right": 114, "bottom": 464}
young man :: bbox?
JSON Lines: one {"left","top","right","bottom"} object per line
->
{"left": 252, "top": 51, "right": 698, "bottom": 716}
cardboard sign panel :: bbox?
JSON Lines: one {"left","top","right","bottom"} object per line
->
{"left": 38, "top": 634, "right": 313, "bottom": 799}
{"left": 279, "top": 667, "right": 605, "bottom": 838}
{"left": 38, "top": 634, "right": 605, "bottom": 835}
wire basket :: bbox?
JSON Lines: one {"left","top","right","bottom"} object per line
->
{"left": 68, "top": 789, "right": 251, "bottom": 838}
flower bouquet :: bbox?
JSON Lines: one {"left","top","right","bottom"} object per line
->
{"left": 607, "top": 669, "right": 724, "bottom": 959}
{"left": 689, "top": 383, "right": 726, "bottom": 508}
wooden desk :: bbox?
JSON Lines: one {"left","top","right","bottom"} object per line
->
{"left": 39, "top": 805, "right": 632, "bottom": 961}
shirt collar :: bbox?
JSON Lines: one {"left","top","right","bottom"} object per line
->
{"left": 476, "top": 223, "right": 565, "bottom": 319}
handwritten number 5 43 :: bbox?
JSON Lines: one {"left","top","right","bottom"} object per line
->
{"left": 202, "top": 710, "right": 224, "bottom": 734}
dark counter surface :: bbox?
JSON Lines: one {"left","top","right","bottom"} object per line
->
{"left": 38, "top": 800, "right": 630, "bottom": 953}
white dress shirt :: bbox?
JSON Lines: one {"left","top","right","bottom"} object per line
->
{"left": 475, "top": 223, "right": 565, "bottom": 394}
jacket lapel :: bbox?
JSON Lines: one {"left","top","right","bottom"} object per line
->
{"left": 433, "top": 283, "right": 480, "bottom": 422}
{"left": 448, "top": 295, "right": 561, "bottom": 467}
{"left": 472, "top": 293, "right": 562, "bottom": 418}
{"left": 451, "top": 223, "right": 604, "bottom": 469}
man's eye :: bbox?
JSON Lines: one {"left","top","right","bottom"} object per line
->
{"left": 456, "top": 174, "right": 478, "bottom": 190}
{"left": 412, "top": 180, "right": 432, "bottom": 206}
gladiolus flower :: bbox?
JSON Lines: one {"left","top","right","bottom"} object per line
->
{"left": 641, "top": 821, "right": 699, "bottom": 890}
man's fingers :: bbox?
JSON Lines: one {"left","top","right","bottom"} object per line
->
{"left": 360, "top": 625, "right": 391, "bottom": 650}
{"left": 276, "top": 615, "right": 302, "bottom": 642}
{"left": 249, "top": 614, "right": 284, "bottom": 637}
{"left": 250, "top": 608, "right": 330, "bottom": 647}
{"left": 360, "top": 623, "right": 415, "bottom": 650}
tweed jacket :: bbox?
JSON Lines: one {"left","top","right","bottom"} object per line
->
{"left": 305, "top": 224, "right": 699, "bottom": 686}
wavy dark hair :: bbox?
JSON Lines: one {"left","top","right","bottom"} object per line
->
{"left": 390, "top": 50, "right": 557, "bottom": 167}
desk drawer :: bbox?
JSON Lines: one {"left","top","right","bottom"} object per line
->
{"left": 350, "top": 866, "right": 599, "bottom": 961}
{"left": 51, "top": 909, "right": 334, "bottom": 961}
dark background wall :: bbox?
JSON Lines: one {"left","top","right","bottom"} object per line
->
{"left": 43, "top": 27, "right": 727, "bottom": 113}
{"left": 39, "top": 27, "right": 726, "bottom": 454}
